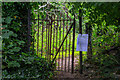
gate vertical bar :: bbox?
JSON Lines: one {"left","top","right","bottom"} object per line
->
{"left": 66, "top": 12, "right": 68, "bottom": 72}
{"left": 48, "top": 20, "right": 50, "bottom": 61}
{"left": 39, "top": 15, "right": 41, "bottom": 57}
{"left": 60, "top": 13, "right": 62, "bottom": 71}
{"left": 54, "top": 15, "right": 56, "bottom": 65}
{"left": 52, "top": 15, "right": 54, "bottom": 59}
{"left": 65, "top": 13, "right": 68, "bottom": 72}
{"left": 62, "top": 13, "right": 64, "bottom": 71}
{"left": 50, "top": 17, "right": 52, "bottom": 61}
{"left": 79, "top": 9, "right": 83, "bottom": 74}
{"left": 71, "top": 15, "right": 75, "bottom": 74}
{"left": 37, "top": 14, "right": 39, "bottom": 55}
{"left": 63, "top": 15, "right": 65, "bottom": 71}
{"left": 68, "top": 18, "right": 71, "bottom": 72}
{"left": 33, "top": 16, "right": 35, "bottom": 54}
{"left": 27, "top": 9, "right": 31, "bottom": 52}
{"left": 57, "top": 14, "right": 60, "bottom": 70}
{"left": 53, "top": 15, "right": 55, "bottom": 60}
{"left": 46, "top": 15, "right": 48, "bottom": 60}
{"left": 58, "top": 14, "right": 61, "bottom": 70}
{"left": 55, "top": 15, "right": 58, "bottom": 67}
{"left": 41, "top": 16, "right": 43, "bottom": 57}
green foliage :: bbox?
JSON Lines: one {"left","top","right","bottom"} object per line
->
{"left": 84, "top": 51, "right": 120, "bottom": 79}
{"left": 63, "top": 2, "right": 120, "bottom": 79}
{"left": 2, "top": 53, "right": 55, "bottom": 79}
{"left": 2, "top": 2, "right": 120, "bottom": 80}
{"left": 8, "top": 61, "right": 20, "bottom": 68}
{"left": 2, "top": 2, "right": 55, "bottom": 80}
{"left": 92, "top": 25, "right": 120, "bottom": 53}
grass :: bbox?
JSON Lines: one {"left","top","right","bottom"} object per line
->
{"left": 54, "top": 51, "right": 87, "bottom": 59}
{"left": 37, "top": 50, "right": 87, "bottom": 62}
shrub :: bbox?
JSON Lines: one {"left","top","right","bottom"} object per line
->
{"left": 2, "top": 52, "right": 55, "bottom": 80}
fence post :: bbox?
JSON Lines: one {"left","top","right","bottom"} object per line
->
{"left": 27, "top": 8, "right": 31, "bottom": 53}
{"left": 86, "top": 23, "right": 92, "bottom": 59}
{"left": 89, "top": 24, "right": 92, "bottom": 59}
{"left": 71, "top": 15, "right": 75, "bottom": 74}
{"left": 79, "top": 9, "right": 83, "bottom": 74}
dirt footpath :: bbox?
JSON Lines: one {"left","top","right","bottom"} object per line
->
{"left": 53, "top": 56, "right": 88, "bottom": 80}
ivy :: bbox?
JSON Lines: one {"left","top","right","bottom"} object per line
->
{"left": 8, "top": 61, "right": 20, "bottom": 68}
{"left": 5, "top": 17, "right": 13, "bottom": 24}
{"left": 2, "top": 2, "right": 55, "bottom": 79}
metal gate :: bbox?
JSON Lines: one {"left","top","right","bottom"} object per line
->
{"left": 31, "top": 9, "right": 76, "bottom": 73}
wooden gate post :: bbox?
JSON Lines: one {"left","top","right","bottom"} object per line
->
{"left": 79, "top": 9, "right": 83, "bottom": 74}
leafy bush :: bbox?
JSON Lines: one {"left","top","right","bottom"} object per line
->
{"left": 2, "top": 2, "right": 55, "bottom": 80}
{"left": 83, "top": 46, "right": 120, "bottom": 79}
{"left": 2, "top": 53, "right": 55, "bottom": 80}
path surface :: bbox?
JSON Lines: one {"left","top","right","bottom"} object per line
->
{"left": 53, "top": 56, "right": 88, "bottom": 80}
{"left": 53, "top": 71, "right": 88, "bottom": 80}
{"left": 56, "top": 56, "right": 79, "bottom": 72}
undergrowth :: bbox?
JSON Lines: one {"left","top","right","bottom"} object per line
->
{"left": 2, "top": 53, "right": 55, "bottom": 80}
